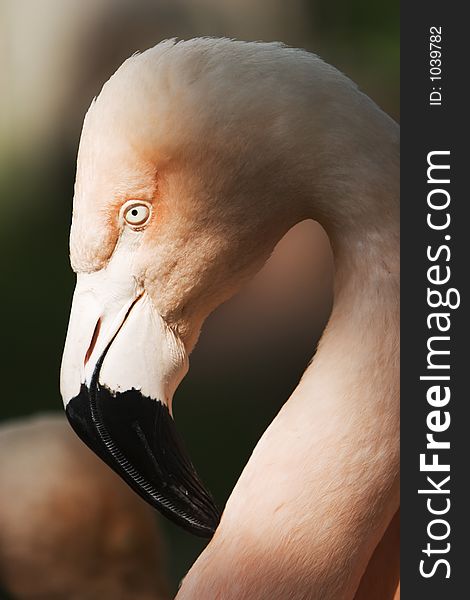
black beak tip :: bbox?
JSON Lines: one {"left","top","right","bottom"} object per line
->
{"left": 65, "top": 383, "right": 220, "bottom": 539}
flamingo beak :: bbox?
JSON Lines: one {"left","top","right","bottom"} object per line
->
{"left": 60, "top": 259, "right": 220, "bottom": 538}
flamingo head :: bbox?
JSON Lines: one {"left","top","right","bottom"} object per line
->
{"left": 60, "top": 38, "right": 343, "bottom": 537}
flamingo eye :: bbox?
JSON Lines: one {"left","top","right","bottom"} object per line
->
{"left": 123, "top": 202, "right": 151, "bottom": 228}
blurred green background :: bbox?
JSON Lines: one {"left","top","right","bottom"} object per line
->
{"left": 0, "top": 0, "right": 398, "bottom": 594}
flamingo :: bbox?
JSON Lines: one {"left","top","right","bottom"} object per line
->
{"left": 0, "top": 414, "right": 169, "bottom": 599}
{"left": 60, "top": 38, "right": 399, "bottom": 599}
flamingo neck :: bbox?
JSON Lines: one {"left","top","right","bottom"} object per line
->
{"left": 177, "top": 119, "right": 399, "bottom": 600}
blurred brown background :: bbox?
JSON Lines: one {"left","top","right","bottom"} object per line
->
{"left": 0, "top": 0, "right": 398, "bottom": 595}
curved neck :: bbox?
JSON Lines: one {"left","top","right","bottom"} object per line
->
{"left": 177, "top": 113, "right": 399, "bottom": 600}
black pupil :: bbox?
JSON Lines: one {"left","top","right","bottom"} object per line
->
{"left": 131, "top": 209, "right": 139, "bottom": 216}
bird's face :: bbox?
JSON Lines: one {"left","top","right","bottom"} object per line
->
{"left": 60, "top": 96, "right": 277, "bottom": 540}
{"left": 60, "top": 185, "right": 222, "bottom": 536}
{"left": 59, "top": 111, "right": 233, "bottom": 538}
{"left": 60, "top": 40, "right": 306, "bottom": 538}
